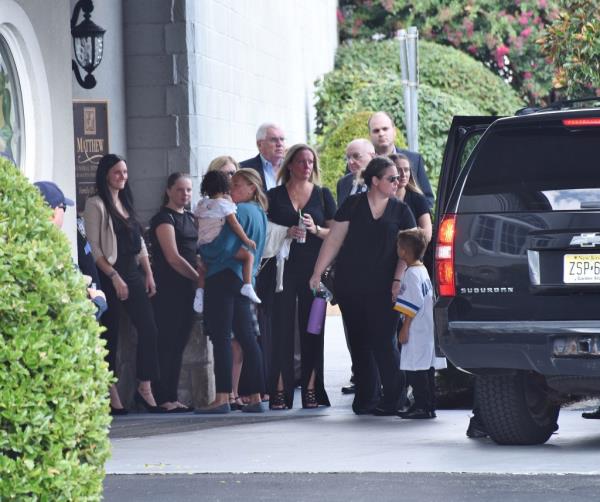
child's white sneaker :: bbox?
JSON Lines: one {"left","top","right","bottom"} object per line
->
{"left": 240, "top": 283, "right": 261, "bottom": 304}
{"left": 193, "top": 288, "right": 204, "bottom": 313}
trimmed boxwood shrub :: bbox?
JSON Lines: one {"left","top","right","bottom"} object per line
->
{"left": 315, "top": 39, "right": 525, "bottom": 195}
{"left": 318, "top": 110, "right": 407, "bottom": 198}
{"left": 318, "top": 39, "right": 525, "bottom": 131}
{"left": 0, "top": 158, "right": 111, "bottom": 500}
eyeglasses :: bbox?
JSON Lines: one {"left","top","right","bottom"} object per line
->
{"left": 58, "top": 204, "right": 67, "bottom": 212}
{"left": 344, "top": 153, "right": 363, "bottom": 163}
{"left": 382, "top": 175, "right": 401, "bottom": 183}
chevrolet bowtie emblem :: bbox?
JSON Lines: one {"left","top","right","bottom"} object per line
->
{"left": 570, "top": 233, "right": 600, "bottom": 247}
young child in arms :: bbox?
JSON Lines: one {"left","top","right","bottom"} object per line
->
{"left": 193, "top": 170, "right": 261, "bottom": 312}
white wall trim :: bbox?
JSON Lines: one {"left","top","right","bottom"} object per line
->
{"left": 0, "top": 0, "right": 53, "bottom": 180}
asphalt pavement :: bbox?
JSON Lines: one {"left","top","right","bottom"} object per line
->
{"left": 104, "top": 315, "right": 600, "bottom": 500}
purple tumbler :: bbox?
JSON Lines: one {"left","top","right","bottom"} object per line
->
{"left": 307, "top": 295, "right": 327, "bottom": 335}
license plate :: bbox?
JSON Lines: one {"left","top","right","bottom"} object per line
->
{"left": 563, "top": 254, "right": 600, "bottom": 283}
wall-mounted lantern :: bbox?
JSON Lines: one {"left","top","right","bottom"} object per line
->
{"left": 71, "top": 0, "right": 105, "bottom": 89}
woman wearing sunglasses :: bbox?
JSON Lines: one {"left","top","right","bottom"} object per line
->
{"left": 309, "top": 156, "right": 416, "bottom": 416}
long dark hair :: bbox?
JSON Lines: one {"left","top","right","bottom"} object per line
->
{"left": 95, "top": 153, "right": 137, "bottom": 227}
{"left": 162, "top": 172, "right": 191, "bottom": 206}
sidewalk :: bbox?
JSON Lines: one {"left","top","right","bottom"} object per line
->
{"left": 107, "top": 315, "right": 600, "bottom": 476}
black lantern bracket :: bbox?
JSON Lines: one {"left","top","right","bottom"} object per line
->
{"left": 71, "top": 0, "right": 105, "bottom": 89}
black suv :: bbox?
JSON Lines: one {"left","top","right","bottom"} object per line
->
{"left": 434, "top": 101, "right": 600, "bottom": 445}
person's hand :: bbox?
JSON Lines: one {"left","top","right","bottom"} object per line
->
{"left": 245, "top": 238, "right": 257, "bottom": 250}
{"left": 287, "top": 226, "right": 306, "bottom": 240}
{"left": 87, "top": 287, "right": 106, "bottom": 301}
{"left": 391, "top": 280, "right": 401, "bottom": 303}
{"left": 302, "top": 213, "right": 317, "bottom": 234}
{"left": 308, "top": 273, "right": 321, "bottom": 293}
{"left": 145, "top": 273, "right": 157, "bottom": 298}
{"left": 112, "top": 274, "right": 129, "bottom": 301}
{"left": 398, "top": 328, "right": 409, "bottom": 345}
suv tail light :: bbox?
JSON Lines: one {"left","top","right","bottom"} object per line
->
{"left": 436, "top": 214, "right": 456, "bottom": 297}
{"left": 562, "top": 118, "right": 600, "bottom": 127}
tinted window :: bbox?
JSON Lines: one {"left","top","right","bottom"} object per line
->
{"left": 458, "top": 126, "right": 600, "bottom": 213}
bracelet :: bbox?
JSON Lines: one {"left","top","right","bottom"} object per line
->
{"left": 392, "top": 279, "right": 401, "bottom": 282}
{"left": 315, "top": 225, "right": 321, "bottom": 236}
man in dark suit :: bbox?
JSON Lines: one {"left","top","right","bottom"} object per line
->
{"left": 240, "top": 123, "right": 286, "bottom": 192}
{"left": 240, "top": 123, "right": 286, "bottom": 394}
{"left": 336, "top": 138, "right": 376, "bottom": 207}
{"left": 368, "top": 111, "right": 434, "bottom": 208}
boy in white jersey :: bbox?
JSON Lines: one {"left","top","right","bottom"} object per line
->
{"left": 394, "top": 228, "right": 446, "bottom": 419}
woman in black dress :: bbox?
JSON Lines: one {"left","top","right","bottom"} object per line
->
{"left": 309, "top": 156, "right": 416, "bottom": 415}
{"left": 267, "top": 144, "right": 336, "bottom": 409}
{"left": 390, "top": 153, "right": 432, "bottom": 243}
{"left": 150, "top": 172, "right": 199, "bottom": 412}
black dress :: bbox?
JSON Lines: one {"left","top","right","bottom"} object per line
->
{"left": 334, "top": 193, "right": 416, "bottom": 414}
{"left": 267, "top": 184, "right": 336, "bottom": 408}
{"left": 402, "top": 190, "right": 430, "bottom": 222}
{"left": 150, "top": 208, "right": 198, "bottom": 405}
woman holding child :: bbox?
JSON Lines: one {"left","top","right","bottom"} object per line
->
{"left": 310, "top": 156, "right": 416, "bottom": 415}
{"left": 196, "top": 168, "right": 268, "bottom": 413}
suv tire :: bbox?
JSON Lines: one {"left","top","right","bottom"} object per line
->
{"left": 476, "top": 371, "right": 559, "bottom": 445}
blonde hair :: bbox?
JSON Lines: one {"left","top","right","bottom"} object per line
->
{"left": 389, "top": 153, "right": 423, "bottom": 195}
{"left": 232, "top": 168, "right": 268, "bottom": 212}
{"left": 207, "top": 155, "right": 240, "bottom": 173}
{"left": 277, "top": 144, "right": 321, "bottom": 185}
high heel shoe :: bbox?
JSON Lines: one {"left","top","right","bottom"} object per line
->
{"left": 135, "top": 390, "right": 163, "bottom": 413}
{"left": 302, "top": 389, "right": 318, "bottom": 409}
{"left": 110, "top": 405, "right": 129, "bottom": 416}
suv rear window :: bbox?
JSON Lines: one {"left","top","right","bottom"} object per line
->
{"left": 458, "top": 125, "right": 600, "bottom": 213}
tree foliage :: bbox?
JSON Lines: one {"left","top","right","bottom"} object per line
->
{"left": 315, "top": 40, "right": 524, "bottom": 195}
{"left": 540, "top": 0, "right": 600, "bottom": 97}
{"left": 337, "top": 0, "right": 561, "bottom": 103}
{"left": 0, "top": 158, "right": 111, "bottom": 500}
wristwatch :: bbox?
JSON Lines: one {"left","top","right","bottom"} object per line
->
{"left": 315, "top": 225, "right": 321, "bottom": 235}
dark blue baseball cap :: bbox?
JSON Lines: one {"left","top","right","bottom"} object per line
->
{"left": 34, "top": 181, "right": 75, "bottom": 209}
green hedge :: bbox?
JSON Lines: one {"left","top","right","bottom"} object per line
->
{"left": 0, "top": 158, "right": 111, "bottom": 500}
{"left": 315, "top": 39, "right": 525, "bottom": 195}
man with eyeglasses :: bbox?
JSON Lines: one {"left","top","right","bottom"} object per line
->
{"left": 336, "top": 138, "right": 376, "bottom": 207}
{"left": 240, "top": 122, "right": 286, "bottom": 191}
{"left": 368, "top": 111, "right": 434, "bottom": 208}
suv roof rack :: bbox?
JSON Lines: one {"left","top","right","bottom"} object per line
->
{"left": 515, "top": 96, "right": 600, "bottom": 116}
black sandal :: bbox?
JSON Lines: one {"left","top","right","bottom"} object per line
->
{"left": 270, "top": 390, "right": 287, "bottom": 410}
{"left": 303, "top": 389, "right": 318, "bottom": 409}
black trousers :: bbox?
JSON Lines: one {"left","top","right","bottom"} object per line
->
{"left": 151, "top": 277, "right": 195, "bottom": 404}
{"left": 269, "top": 262, "right": 330, "bottom": 409}
{"left": 337, "top": 286, "right": 401, "bottom": 413}
{"left": 407, "top": 367, "right": 436, "bottom": 411}
{"left": 204, "top": 269, "right": 265, "bottom": 395}
{"left": 99, "top": 261, "right": 160, "bottom": 382}
{"left": 254, "top": 258, "right": 276, "bottom": 391}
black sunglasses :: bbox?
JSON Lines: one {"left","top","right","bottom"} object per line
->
{"left": 57, "top": 204, "right": 67, "bottom": 212}
{"left": 382, "top": 175, "right": 400, "bottom": 183}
